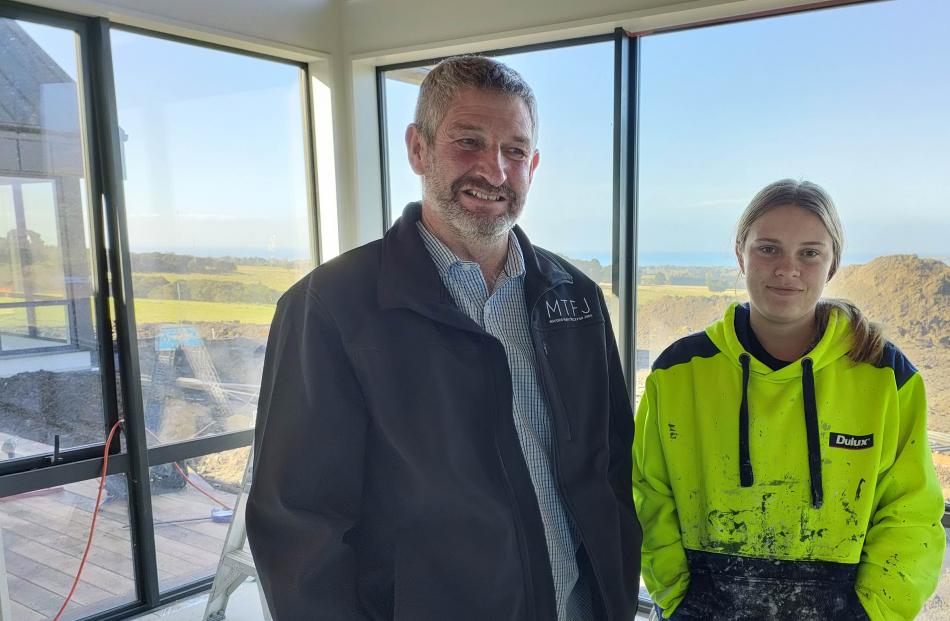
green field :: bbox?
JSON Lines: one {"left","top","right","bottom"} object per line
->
{"left": 4, "top": 277, "right": 742, "bottom": 334}
{"left": 130, "top": 264, "right": 299, "bottom": 325}
{"left": 0, "top": 298, "right": 67, "bottom": 331}
{"left": 635, "top": 284, "right": 743, "bottom": 305}
{"left": 143, "top": 264, "right": 305, "bottom": 292}
{"left": 133, "top": 298, "right": 277, "bottom": 325}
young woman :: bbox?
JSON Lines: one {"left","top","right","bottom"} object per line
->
{"left": 634, "top": 179, "right": 945, "bottom": 620}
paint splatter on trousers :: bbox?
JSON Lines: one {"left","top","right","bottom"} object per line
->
{"left": 664, "top": 550, "right": 870, "bottom": 620}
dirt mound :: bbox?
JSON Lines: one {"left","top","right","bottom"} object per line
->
{"left": 826, "top": 255, "right": 949, "bottom": 348}
{"left": 0, "top": 370, "right": 104, "bottom": 449}
{"left": 636, "top": 295, "right": 732, "bottom": 352}
{"left": 827, "top": 255, "right": 950, "bottom": 434}
{"left": 634, "top": 255, "right": 950, "bottom": 436}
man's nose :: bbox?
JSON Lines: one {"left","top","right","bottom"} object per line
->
{"left": 475, "top": 147, "right": 507, "bottom": 188}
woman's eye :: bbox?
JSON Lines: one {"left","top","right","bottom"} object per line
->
{"left": 759, "top": 245, "right": 776, "bottom": 255}
{"left": 802, "top": 249, "right": 820, "bottom": 258}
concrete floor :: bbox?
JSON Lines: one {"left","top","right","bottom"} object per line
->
{"left": 129, "top": 578, "right": 268, "bottom": 621}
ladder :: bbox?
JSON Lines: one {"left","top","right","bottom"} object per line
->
{"left": 182, "top": 343, "right": 231, "bottom": 433}
{"left": 203, "top": 451, "right": 272, "bottom": 621}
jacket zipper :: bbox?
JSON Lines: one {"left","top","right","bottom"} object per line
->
{"left": 528, "top": 287, "right": 610, "bottom": 617}
{"left": 540, "top": 338, "right": 575, "bottom": 441}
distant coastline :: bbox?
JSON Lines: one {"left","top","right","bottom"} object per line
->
{"left": 131, "top": 246, "right": 949, "bottom": 269}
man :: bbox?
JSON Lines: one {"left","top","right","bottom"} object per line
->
{"left": 247, "top": 55, "right": 641, "bottom": 620}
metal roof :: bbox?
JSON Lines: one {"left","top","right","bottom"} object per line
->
{"left": 0, "top": 19, "right": 75, "bottom": 132}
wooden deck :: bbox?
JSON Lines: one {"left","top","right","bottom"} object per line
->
{"left": 1, "top": 472, "right": 238, "bottom": 620}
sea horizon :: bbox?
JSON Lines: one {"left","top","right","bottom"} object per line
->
{"left": 130, "top": 246, "right": 949, "bottom": 269}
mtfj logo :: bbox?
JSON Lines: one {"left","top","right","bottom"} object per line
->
{"left": 545, "top": 296, "right": 594, "bottom": 324}
{"left": 829, "top": 432, "right": 874, "bottom": 450}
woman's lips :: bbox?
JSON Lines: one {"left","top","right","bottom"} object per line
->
{"left": 767, "top": 285, "right": 804, "bottom": 296}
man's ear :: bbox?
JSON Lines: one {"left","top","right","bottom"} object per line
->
{"left": 528, "top": 149, "right": 540, "bottom": 183}
{"left": 406, "top": 124, "right": 427, "bottom": 176}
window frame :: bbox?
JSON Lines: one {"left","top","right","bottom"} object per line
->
{"left": 373, "top": 1, "right": 950, "bottom": 615}
{"left": 0, "top": 1, "right": 322, "bottom": 618}
{"left": 375, "top": 31, "right": 640, "bottom": 379}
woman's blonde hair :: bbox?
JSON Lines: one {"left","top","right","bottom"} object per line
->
{"left": 736, "top": 179, "right": 885, "bottom": 364}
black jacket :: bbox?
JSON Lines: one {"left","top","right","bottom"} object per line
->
{"left": 246, "top": 203, "right": 641, "bottom": 620}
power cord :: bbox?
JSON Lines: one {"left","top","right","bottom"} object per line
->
{"left": 52, "top": 418, "right": 123, "bottom": 621}
{"left": 51, "top": 421, "right": 235, "bottom": 620}
{"left": 142, "top": 426, "right": 231, "bottom": 509}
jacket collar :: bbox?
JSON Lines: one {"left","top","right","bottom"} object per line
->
{"left": 379, "top": 202, "right": 571, "bottom": 318}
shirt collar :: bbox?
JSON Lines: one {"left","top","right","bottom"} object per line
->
{"left": 377, "top": 202, "right": 572, "bottom": 314}
{"left": 416, "top": 220, "right": 526, "bottom": 283}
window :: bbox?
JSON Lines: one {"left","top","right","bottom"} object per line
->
{"left": 147, "top": 447, "right": 248, "bottom": 590}
{"left": 0, "top": 476, "right": 136, "bottom": 620}
{"left": 635, "top": 0, "right": 950, "bottom": 615}
{"left": 380, "top": 40, "right": 621, "bottom": 332}
{"left": 0, "top": 18, "right": 106, "bottom": 464}
{"left": 110, "top": 30, "right": 314, "bottom": 448}
{"left": 0, "top": 7, "right": 321, "bottom": 619}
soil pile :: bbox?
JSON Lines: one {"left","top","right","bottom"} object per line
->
{"left": 825, "top": 255, "right": 950, "bottom": 432}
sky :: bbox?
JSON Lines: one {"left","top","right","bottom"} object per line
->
{"left": 387, "top": 0, "right": 950, "bottom": 266}
{"left": 13, "top": 0, "right": 950, "bottom": 266}
{"left": 14, "top": 22, "right": 313, "bottom": 261}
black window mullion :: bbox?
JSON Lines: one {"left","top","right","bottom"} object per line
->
{"left": 377, "top": 67, "right": 393, "bottom": 230}
{"left": 76, "top": 10, "right": 124, "bottom": 455}
{"left": 612, "top": 27, "right": 639, "bottom": 390}
{"left": 86, "top": 15, "right": 160, "bottom": 608}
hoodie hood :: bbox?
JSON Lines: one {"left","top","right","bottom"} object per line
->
{"left": 706, "top": 302, "right": 854, "bottom": 381}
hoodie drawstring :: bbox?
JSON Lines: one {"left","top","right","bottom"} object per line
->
{"left": 801, "top": 358, "right": 824, "bottom": 508}
{"left": 737, "top": 355, "right": 824, "bottom": 509}
{"left": 738, "top": 353, "right": 754, "bottom": 487}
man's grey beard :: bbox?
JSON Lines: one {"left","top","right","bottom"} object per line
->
{"left": 424, "top": 174, "right": 523, "bottom": 242}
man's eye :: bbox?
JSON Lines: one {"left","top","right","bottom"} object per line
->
{"left": 457, "top": 138, "right": 478, "bottom": 148}
{"left": 507, "top": 148, "right": 527, "bottom": 159}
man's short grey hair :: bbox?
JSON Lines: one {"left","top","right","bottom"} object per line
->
{"left": 414, "top": 55, "right": 539, "bottom": 147}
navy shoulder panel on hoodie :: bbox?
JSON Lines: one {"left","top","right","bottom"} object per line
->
{"left": 652, "top": 331, "right": 721, "bottom": 372}
{"left": 876, "top": 341, "right": 918, "bottom": 390}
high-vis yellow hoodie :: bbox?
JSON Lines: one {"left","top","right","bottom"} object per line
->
{"left": 634, "top": 303, "right": 945, "bottom": 620}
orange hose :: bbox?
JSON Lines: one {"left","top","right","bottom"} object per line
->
{"left": 172, "top": 461, "right": 231, "bottom": 509}
{"left": 52, "top": 419, "right": 123, "bottom": 621}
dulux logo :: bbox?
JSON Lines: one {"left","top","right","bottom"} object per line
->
{"left": 545, "top": 297, "right": 593, "bottom": 324}
{"left": 829, "top": 432, "right": 874, "bottom": 450}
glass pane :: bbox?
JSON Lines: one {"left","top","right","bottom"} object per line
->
{"left": 638, "top": 0, "right": 950, "bottom": 498}
{"left": 382, "top": 43, "right": 620, "bottom": 331}
{"left": 0, "top": 475, "right": 136, "bottom": 621}
{"left": 636, "top": 0, "right": 950, "bottom": 613}
{"left": 149, "top": 447, "right": 249, "bottom": 590}
{"left": 0, "top": 19, "right": 105, "bottom": 462}
{"left": 110, "top": 31, "right": 314, "bottom": 447}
